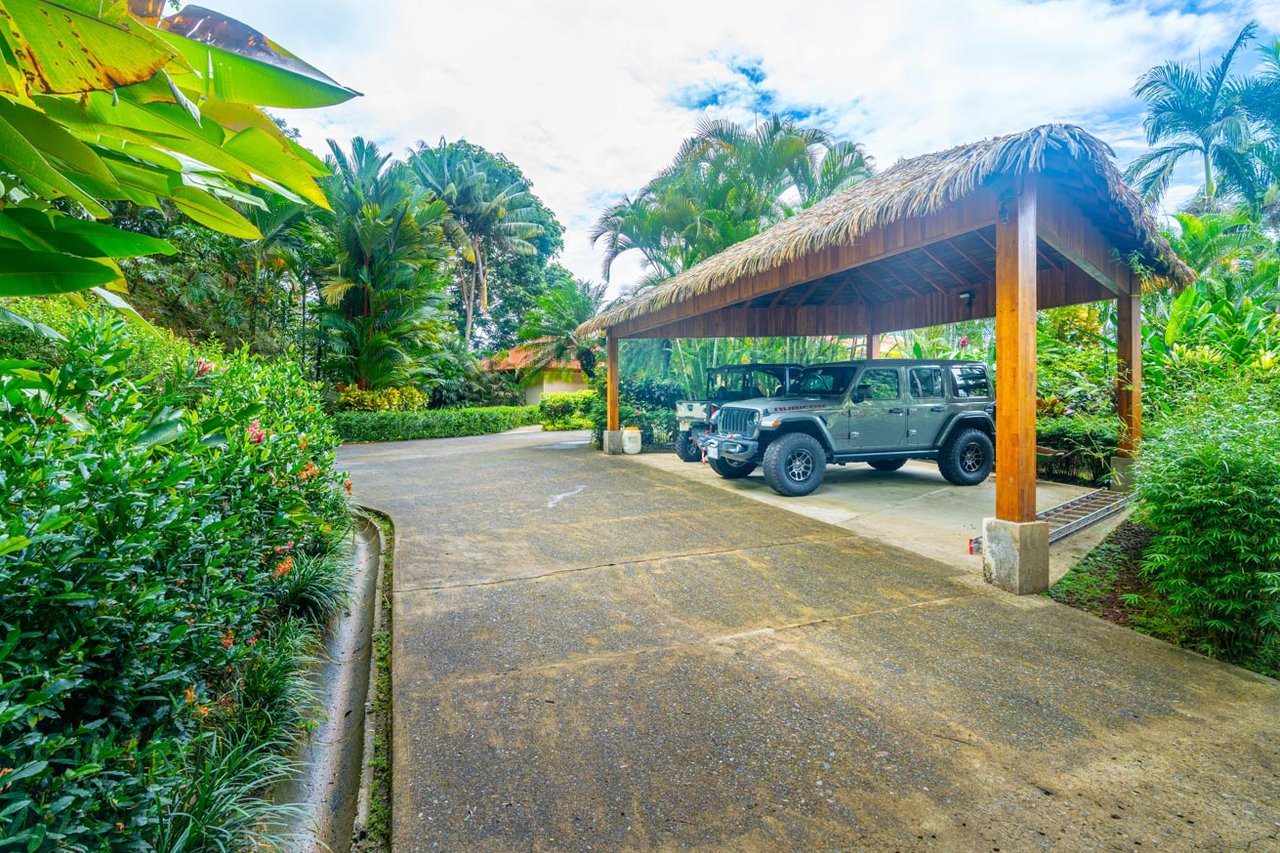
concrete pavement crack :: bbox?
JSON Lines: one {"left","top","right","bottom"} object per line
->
{"left": 406, "top": 592, "right": 979, "bottom": 689}
{"left": 395, "top": 532, "right": 854, "bottom": 593}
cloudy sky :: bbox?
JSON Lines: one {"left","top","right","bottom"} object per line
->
{"left": 215, "top": 0, "right": 1279, "bottom": 295}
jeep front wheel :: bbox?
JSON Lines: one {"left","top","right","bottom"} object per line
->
{"left": 675, "top": 431, "right": 702, "bottom": 462}
{"left": 762, "top": 433, "right": 827, "bottom": 496}
{"left": 708, "top": 455, "right": 756, "bottom": 479}
{"left": 938, "top": 428, "right": 994, "bottom": 486}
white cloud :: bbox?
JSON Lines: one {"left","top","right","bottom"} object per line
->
{"left": 209, "top": 0, "right": 1265, "bottom": 296}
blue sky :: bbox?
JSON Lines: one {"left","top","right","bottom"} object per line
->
{"left": 213, "top": 0, "right": 1279, "bottom": 294}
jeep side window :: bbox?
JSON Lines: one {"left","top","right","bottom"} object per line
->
{"left": 857, "top": 368, "right": 900, "bottom": 401}
{"left": 950, "top": 366, "right": 990, "bottom": 398}
{"left": 797, "top": 365, "right": 858, "bottom": 395}
{"left": 909, "top": 367, "right": 945, "bottom": 399}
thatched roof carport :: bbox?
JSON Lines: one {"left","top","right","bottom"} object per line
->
{"left": 581, "top": 124, "right": 1186, "bottom": 594}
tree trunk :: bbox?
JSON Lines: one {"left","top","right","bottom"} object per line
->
{"left": 1203, "top": 149, "right": 1216, "bottom": 200}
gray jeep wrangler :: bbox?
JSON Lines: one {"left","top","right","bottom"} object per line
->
{"left": 703, "top": 359, "right": 995, "bottom": 497}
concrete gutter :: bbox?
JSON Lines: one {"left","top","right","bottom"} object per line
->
{"left": 275, "top": 517, "right": 383, "bottom": 852}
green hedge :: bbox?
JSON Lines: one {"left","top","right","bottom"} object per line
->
{"left": 0, "top": 311, "right": 349, "bottom": 847}
{"left": 539, "top": 390, "right": 595, "bottom": 431}
{"left": 334, "top": 405, "right": 540, "bottom": 442}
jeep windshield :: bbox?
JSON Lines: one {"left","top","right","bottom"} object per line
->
{"left": 794, "top": 364, "right": 858, "bottom": 396}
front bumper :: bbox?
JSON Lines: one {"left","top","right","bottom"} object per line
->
{"left": 702, "top": 433, "right": 759, "bottom": 461}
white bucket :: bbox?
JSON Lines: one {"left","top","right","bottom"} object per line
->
{"left": 622, "top": 427, "right": 642, "bottom": 455}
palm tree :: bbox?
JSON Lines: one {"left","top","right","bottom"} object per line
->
{"left": 408, "top": 139, "right": 544, "bottom": 347}
{"left": 1126, "top": 23, "right": 1259, "bottom": 204}
{"left": 318, "top": 137, "right": 454, "bottom": 390}
{"left": 591, "top": 115, "right": 872, "bottom": 284}
{"left": 517, "top": 272, "right": 607, "bottom": 378}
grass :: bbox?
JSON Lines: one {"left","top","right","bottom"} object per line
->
{"left": 1046, "top": 521, "right": 1185, "bottom": 644}
{"left": 354, "top": 511, "right": 394, "bottom": 852}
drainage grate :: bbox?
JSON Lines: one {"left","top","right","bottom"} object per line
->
{"left": 969, "top": 488, "right": 1134, "bottom": 554}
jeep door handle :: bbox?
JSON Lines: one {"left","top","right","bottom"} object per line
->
{"left": 930, "top": 406, "right": 945, "bottom": 413}
{"left": 888, "top": 407, "right": 906, "bottom": 415}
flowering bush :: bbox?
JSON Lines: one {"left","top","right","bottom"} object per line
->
{"left": 0, "top": 316, "right": 349, "bottom": 847}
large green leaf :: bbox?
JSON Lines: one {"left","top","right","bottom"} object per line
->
{"left": 0, "top": 249, "right": 119, "bottom": 296}
{"left": 0, "top": 0, "right": 174, "bottom": 95}
{"left": 153, "top": 10, "right": 359, "bottom": 108}
{"left": 0, "top": 98, "right": 116, "bottom": 186}
{"left": 224, "top": 127, "right": 327, "bottom": 207}
{"left": 0, "top": 110, "right": 108, "bottom": 216}
{"left": 1, "top": 208, "right": 176, "bottom": 258}
{"left": 169, "top": 185, "right": 261, "bottom": 239}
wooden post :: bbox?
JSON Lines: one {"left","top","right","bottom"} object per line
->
{"left": 994, "top": 182, "right": 1038, "bottom": 523}
{"left": 865, "top": 332, "right": 880, "bottom": 359}
{"left": 1116, "top": 285, "right": 1142, "bottom": 457}
{"left": 606, "top": 332, "right": 620, "bottom": 432}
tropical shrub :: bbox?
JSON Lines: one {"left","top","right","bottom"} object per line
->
{"left": 336, "top": 386, "right": 432, "bottom": 412}
{"left": 585, "top": 373, "right": 678, "bottom": 447}
{"left": 334, "top": 406, "right": 540, "bottom": 443}
{"left": 1035, "top": 413, "right": 1121, "bottom": 485}
{"left": 539, "top": 390, "right": 596, "bottom": 431}
{"left": 0, "top": 316, "right": 349, "bottom": 847}
{"left": 1137, "top": 374, "right": 1280, "bottom": 672}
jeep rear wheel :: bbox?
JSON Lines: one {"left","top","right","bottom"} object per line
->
{"left": 675, "top": 430, "right": 702, "bottom": 462}
{"left": 708, "top": 455, "right": 756, "bottom": 479}
{"left": 938, "top": 427, "right": 994, "bottom": 486}
{"left": 762, "top": 432, "right": 827, "bottom": 496}
{"left": 866, "top": 458, "right": 907, "bottom": 472}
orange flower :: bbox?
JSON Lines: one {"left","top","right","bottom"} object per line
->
{"left": 198, "top": 705, "right": 210, "bottom": 718}
{"left": 298, "top": 460, "right": 319, "bottom": 482}
{"left": 273, "top": 555, "right": 294, "bottom": 579}
{"left": 220, "top": 628, "right": 234, "bottom": 648}
{"left": 184, "top": 687, "right": 196, "bottom": 705}
{"left": 344, "top": 478, "right": 353, "bottom": 496}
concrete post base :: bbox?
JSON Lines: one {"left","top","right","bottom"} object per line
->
{"left": 982, "top": 518, "right": 1050, "bottom": 595}
{"left": 603, "top": 430, "right": 626, "bottom": 455}
{"left": 1109, "top": 455, "right": 1135, "bottom": 492}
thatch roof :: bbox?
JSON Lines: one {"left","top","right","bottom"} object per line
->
{"left": 579, "top": 124, "right": 1191, "bottom": 337}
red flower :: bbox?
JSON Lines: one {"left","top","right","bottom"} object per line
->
{"left": 195, "top": 358, "right": 213, "bottom": 376}
{"left": 247, "top": 420, "right": 265, "bottom": 444}
{"left": 220, "top": 628, "right": 234, "bottom": 649}
{"left": 344, "top": 478, "right": 354, "bottom": 496}
{"left": 959, "top": 335, "right": 969, "bottom": 348}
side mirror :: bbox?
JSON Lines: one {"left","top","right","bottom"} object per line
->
{"left": 852, "top": 388, "right": 867, "bottom": 404}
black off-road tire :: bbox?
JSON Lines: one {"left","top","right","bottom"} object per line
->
{"left": 938, "top": 428, "right": 994, "bottom": 486}
{"left": 708, "top": 455, "right": 756, "bottom": 479}
{"left": 866, "top": 458, "right": 907, "bottom": 472}
{"left": 675, "top": 431, "right": 702, "bottom": 463}
{"left": 761, "top": 432, "right": 827, "bottom": 497}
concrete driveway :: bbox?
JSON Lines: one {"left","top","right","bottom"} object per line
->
{"left": 629, "top": 453, "right": 1122, "bottom": 582}
{"left": 341, "top": 429, "right": 1280, "bottom": 851}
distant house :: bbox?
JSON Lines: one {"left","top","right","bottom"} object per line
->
{"left": 482, "top": 342, "right": 589, "bottom": 406}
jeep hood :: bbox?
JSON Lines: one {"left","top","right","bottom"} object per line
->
{"left": 719, "top": 395, "right": 831, "bottom": 414}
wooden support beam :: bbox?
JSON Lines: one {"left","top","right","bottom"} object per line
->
{"left": 866, "top": 332, "right": 881, "bottom": 359}
{"left": 1036, "top": 183, "right": 1128, "bottom": 296}
{"left": 1116, "top": 282, "right": 1142, "bottom": 457}
{"left": 606, "top": 333, "right": 620, "bottom": 432}
{"left": 920, "top": 245, "right": 973, "bottom": 288}
{"left": 943, "top": 236, "right": 991, "bottom": 281}
{"left": 897, "top": 251, "right": 948, "bottom": 294}
{"left": 995, "top": 180, "right": 1039, "bottom": 524}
